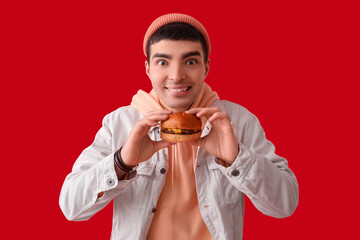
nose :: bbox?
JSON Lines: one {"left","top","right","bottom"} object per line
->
{"left": 168, "top": 63, "right": 185, "bottom": 82}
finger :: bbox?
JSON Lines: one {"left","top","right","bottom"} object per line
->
{"left": 145, "top": 110, "right": 174, "bottom": 124}
{"left": 144, "top": 114, "right": 171, "bottom": 124}
{"left": 188, "top": 136, "right": 206, "bottom": 148}
{"left": 131, "top": 112, "right": 172, "bottom": 140}
{"left": 208, "top": 112, "right": 234, "bottom": 132}
{"left": 138, "top": 118, "right": 159, "bottom": 127}
{"left": 153, "top": 140, "right": 175, "bottom": 151}
{"left": 131, "top": 119, "right": 158, "bottom": 137}
{"left": 189, "top": 107, "right": 222, "bottom": 119}
{"left": 146, "top": 109, "right": 173, "bottom": 117}
{"left": 208, "top": 111, "right": 228, "bottom": 123}
{"left": 185, "top": 108, "right": 204, "bottom": 115}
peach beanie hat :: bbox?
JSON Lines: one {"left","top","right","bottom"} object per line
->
{"left": 143, "top": 13, "right": 211, "bottom": 57}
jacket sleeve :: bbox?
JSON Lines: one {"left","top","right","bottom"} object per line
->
{"left": 59, "top": 114, "right": 135, "bottom": 221}
{"left": 217, "top": 110, "right": 299, "bottom": 218}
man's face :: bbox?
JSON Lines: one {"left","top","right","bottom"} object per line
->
{"left": 146, "top": 40, "right": 209, "bottom": 112}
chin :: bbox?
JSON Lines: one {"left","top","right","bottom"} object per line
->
{"left": 162, "top": 99, "right": 193, "bottom": 111}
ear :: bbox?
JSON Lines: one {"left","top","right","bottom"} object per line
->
{"left": 145, "top": 60, "right": 150, "bottom": 78}
{"left": 204, "top": 58, "right": 210, "bottom": 78}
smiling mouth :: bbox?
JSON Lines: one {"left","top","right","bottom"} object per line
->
{"left": 166, "top": 87, "right": 191, "bottom": 93}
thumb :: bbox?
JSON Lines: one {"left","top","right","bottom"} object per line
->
{"left": 189, "top": 137, "right": 206, "bottom": 148}
{"left": 153, "top": 140, "right": 174, "bottom": 152}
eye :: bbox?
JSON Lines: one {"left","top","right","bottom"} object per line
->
{"left": 157, "top": 60, "right": 168, "bottom": 66}
{"left": 186, "top": 59, "right": 197, "bottom": 65}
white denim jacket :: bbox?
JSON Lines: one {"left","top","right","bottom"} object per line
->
{"left": 59, "top": 100, "right": 299, "bottom": 240}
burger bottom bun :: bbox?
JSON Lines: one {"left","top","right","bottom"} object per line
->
{"left": 160, "top": 132, "right": 201, "bottom": 143}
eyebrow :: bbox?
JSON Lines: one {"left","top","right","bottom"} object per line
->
{"left": 152, "top": 51, "right": 202, "bottom": 60}
{"left": 182, "top": 51, "right": 201, "bottom": 59}
{"left": 152, "top": 53, "right": 172, "bottom": 60}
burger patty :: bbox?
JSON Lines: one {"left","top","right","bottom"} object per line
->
{"left": 161, "top": 128, "right": 201, "bottom": 135}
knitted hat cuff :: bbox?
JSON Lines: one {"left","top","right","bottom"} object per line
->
{"left": 143, "top": 13, "right": 211, "bottom": 57}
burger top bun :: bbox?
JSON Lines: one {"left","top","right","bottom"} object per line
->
{"left": 161, "top": 112, "right": 202, "bottom": 130}
{"left": 160, "top": 112, "right": 202, "bottom": 143}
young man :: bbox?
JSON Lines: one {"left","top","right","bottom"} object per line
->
{"left": 59, "top": 13, "right": 299, "bottom": 240}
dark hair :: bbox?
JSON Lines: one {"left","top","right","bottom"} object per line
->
{"left": 146, "top": 22, "right": 208, "bottom": 63}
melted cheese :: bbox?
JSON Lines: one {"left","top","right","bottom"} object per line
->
{"left": 173, "top": 128, "right": 182, "bottom": 134}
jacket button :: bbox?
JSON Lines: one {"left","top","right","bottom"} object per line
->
{"left": 160, "top": 168, "right": 166, "bottom": 174}
{"left": 151, "top": 208, "right": 157, "bottom": 213}
{"left": 107, "top": 178, "right": 115, "bottom": 186}
{"left": 231, "top": 170, "right": 240, "bottom": 177}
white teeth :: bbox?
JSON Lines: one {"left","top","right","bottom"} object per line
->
{"left": 168, "top": 88, "right": 188, "bottom": 92}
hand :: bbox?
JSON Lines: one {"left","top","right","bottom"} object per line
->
{"left": 120, "top": 109, "right": 174, "bottom": 166}
{"left": 186, "top": 107, "right": 239, "bottom": 163}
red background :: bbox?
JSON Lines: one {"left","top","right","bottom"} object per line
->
{"left": 2, "top": 0, "right": 359, "bottom": 239}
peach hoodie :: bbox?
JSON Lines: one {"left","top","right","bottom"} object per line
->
{"left": 131, "top": 83, "right": 218, "bottom": 239}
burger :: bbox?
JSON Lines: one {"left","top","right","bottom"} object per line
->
{"left": 160, "top": 112, "right": 202, "bottom": 143}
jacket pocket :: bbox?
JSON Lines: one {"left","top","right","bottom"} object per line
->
{"left": 206, "top": 158, "right": 243, "bottom": 204}
{"left": 117, "top": 158, "right": 157, "bottom": 210}
{"left": 136, "top": 157, "right": 157, "bottom": 176}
